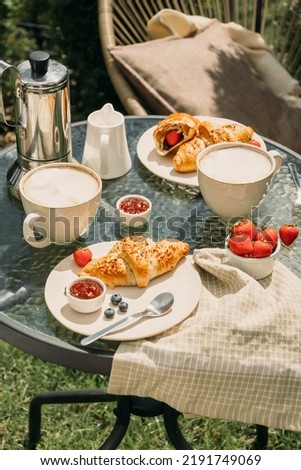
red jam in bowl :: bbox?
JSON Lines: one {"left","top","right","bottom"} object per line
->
{"left": 119, "top": 197, "right": 150, "bottom": 214}
{"left": 69, "top": 279, "right": 103, "bottom": 300}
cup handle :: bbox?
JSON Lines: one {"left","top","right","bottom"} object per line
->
{"left": 23, "top": 213, "right": 51, "bottom": 248}
{"left": 100, "top": 134, "right": 109, "bottom": 176}
{"left": 268, "top": 150, "right": 282, "bottom": 176}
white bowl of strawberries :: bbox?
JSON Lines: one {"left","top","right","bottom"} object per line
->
{"left": 225, "top": 218, "right": 298, "bottom": 280}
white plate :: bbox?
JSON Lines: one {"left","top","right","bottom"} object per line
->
{"left": 45, "top": 242, "right": 201, "bottom": 341}
{"left": 137, "top": 116, "right": 266, "bottom": 187}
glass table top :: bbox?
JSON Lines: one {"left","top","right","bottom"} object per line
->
{"left": 1, "top": 116, "right": 301, "bottom": 371}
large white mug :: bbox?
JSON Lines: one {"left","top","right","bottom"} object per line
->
{"left": 19, "top": 162, "right": 102, "bottom": 248}
{"left": 196, "top": 142, "right": 282, "bottom": 220}
{"left": 82, "top": 103, "right": 132, "bottom": 179}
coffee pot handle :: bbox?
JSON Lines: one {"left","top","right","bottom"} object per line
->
{"left": 0, "top": 60, "right": 23, "bottom": 127}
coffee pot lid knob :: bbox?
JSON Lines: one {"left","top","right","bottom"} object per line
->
{"left": 29, "top": 51, "right": 50, "bottom": 78}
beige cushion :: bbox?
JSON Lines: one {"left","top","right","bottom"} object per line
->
{"left": 110, "top": 22, "right": 301, "bottom": 153}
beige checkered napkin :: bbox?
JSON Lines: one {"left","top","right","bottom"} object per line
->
{"left": 108, "top": 248, "right": 301, "bottom": 431}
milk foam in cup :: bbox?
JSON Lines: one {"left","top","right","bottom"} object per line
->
{"left": 23, "top": 167, "right": 99, "bottom": 207}
{"left": 196, "top": 142, "right": 282, "bottom": 220}
{"left": 199, "top": 147, "right": 272, "bottom": 183}
{"left": 19, "top": 162, "right": 102, "bottom": 248}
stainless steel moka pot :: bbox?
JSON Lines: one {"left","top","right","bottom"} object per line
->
{"left": 0, "top": 51, "right": 72, "bottom": 199}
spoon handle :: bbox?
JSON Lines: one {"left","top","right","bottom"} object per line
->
{"left": 288, "top": 163, "right": 301, "bottom": 189}
{"left": 80, "top": 311, "right": 143, "bottom": 346}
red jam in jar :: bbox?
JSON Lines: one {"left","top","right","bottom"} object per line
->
{"left": 120, "top": 197, "right": 150, "bottom": 214}
{"left": 69, "top": 279, "right": 103, "bottom": 300}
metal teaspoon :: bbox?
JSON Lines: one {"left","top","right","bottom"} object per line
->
{"left": 80, "top": 292, "right": 174, "bottom": 345}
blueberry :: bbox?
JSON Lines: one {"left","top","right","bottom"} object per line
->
{"left": 118, "top": 301, "right": 128, "bottom": 312}
{"left": 104, "top": 307, "right": 115, "bottom": 319}
{"left": 110, "top": 293, "right": 122, "bottom": 305}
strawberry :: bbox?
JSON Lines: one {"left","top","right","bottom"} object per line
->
{"left": 165, "top": 129, "right": 182, "bottom": 147}
{"left": 256, "top": 227, "right": 278, "bottom": 249}
{"left": 231, "top": 218, "right": 258, "bottom": 240}
{"left": 73, "top": 247, "right": 93, "bottom": 267}
{"left": 279, "top": 224, "right": 299, "bottom": 246}
{"left": 252, "top": 240, "right": 273, "bottom": 258}
{"left": 228, "top": 234, "right": 253, "bottom": 257}
{"left": 248, "top": 139, "right": 261, "bottom": 147}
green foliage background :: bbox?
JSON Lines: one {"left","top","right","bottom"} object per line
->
{"left": 0, "top": 0, "right": 300, "bottom": 129}
{"left": 0, "top": 0, "right": 122, "bottom": 126}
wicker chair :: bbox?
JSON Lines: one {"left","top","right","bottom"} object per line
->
{"left": 98, "top": 0, "right": 300, "bottom": 115}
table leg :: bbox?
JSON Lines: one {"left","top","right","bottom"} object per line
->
{"left": 103, "top": 396, "right": 193, "bottom": 449}
{"left": 98, "top": 396, "right": 131, "bottom": 449}
{"left": 28, "top": 389, "right": 117, "bottom": 449}
{"left": 255, "top": 424, "right": 268, "bottom": 449}
{"left": 164, "top": 406, "right": 269, "bottom": 450}
{"left": 163, "top": 404, "right": 193, "bottom": 449}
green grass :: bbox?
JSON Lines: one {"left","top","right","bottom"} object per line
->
{"left": 1, "top": 341, "right": 300, "bottom": 450}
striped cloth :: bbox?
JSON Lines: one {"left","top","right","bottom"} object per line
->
{"left": 108, "top": 248, "right": 301, "bottom": 431}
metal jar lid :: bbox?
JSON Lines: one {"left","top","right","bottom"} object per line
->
{"left": 17, "top": 50, "right": 69, "bottom": 93}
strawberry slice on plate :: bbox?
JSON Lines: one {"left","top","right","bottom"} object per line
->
{"left": 73, "top": 247, "right": 93, "bottom": 267}
{"left": 248, "top": 139, "right": 261, "bottom": 147}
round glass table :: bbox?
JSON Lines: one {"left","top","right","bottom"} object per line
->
{"left": 1, "top": 116, "right": 301, "bottom": 449}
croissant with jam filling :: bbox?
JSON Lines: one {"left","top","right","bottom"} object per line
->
{"left": 153, "top": 112, "right": 200, "bottom": 156}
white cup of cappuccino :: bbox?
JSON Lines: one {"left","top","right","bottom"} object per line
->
{"left": 196, "top": 142, "right": 282, "bottom": 220}
{"left": 19, "top": 162, "right": 102, "bottom": 248}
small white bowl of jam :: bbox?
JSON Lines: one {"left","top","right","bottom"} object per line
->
{"left": 116, "top": 194, "right": 152, "bottom": 227}
{"left": 66, "top": 276, "right": 106, "bottom": 313}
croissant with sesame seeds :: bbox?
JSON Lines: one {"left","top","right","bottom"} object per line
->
{"left": 79, "top": 236, "right": 189, "bottom": 288}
